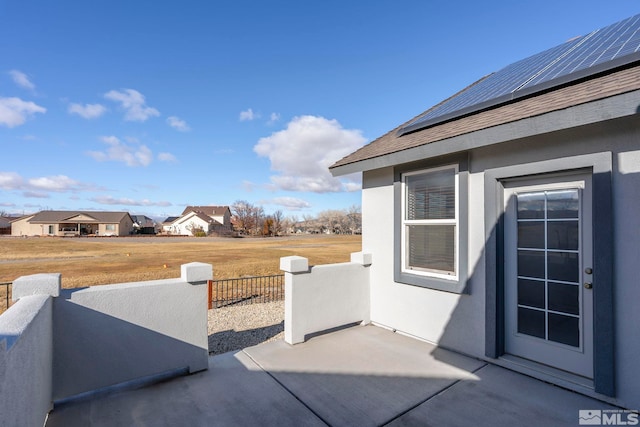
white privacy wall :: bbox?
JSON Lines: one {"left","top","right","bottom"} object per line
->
{"left": 0, "top": 295, "right": 53, "bottom": 427}
{"left": 53, "top": 263, "right": 211, "bottom": 401}
{"left": 282, "top": 254, "right": 371, "bottom": 345}
{"left": 0, "top": 261, "right": 212, "bottom": 425}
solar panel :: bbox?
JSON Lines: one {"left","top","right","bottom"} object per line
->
{"left": 399, "top": 14, "right": 640, "bottom": 135}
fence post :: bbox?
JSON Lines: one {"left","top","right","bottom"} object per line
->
{"left": 207, "top": 280, "right": 213, "bottom": 310}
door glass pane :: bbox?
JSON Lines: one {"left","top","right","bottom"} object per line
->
{"left": 547, "top": 252, "right": 579, "bottom": 282}
{"left": 547, "top": 221, "right": 579, "bottom": 250}
{"left": 518, "top": 279, "right": 545, "bottom": 309}
{"left": 517, "top": 192, "right": 545, "bottom": 219}
{"left": 407, "top": 225, "right": 455, "bottom": 274}
{"left": 518, "top": 222, "right": 545, "bottom": 249}
{"left": 514, "top": 186, "right": 583, "bottom": 349}
{"left": 547, "top": 190, "right": 579, "bottom": 219}
{"left": 517, "top": 250, "right": 545, "bottom": 279}
{"left": 548, "top": 282, "right": 579, "bottom": 315}
{"left": 548, "top": 313, "right": 579, "bottom": 347}
{"left": 518, "top": 307, "right": 545, "bottom": 339}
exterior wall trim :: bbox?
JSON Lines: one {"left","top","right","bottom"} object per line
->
{"left": 393, "top": 153, "right": 469, "bottom": 294}
{"left": 483, "top": 151, "right": 614, "bottom": 397}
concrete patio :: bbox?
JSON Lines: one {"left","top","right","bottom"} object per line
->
{"left": 45, "top": 324, "right": 617, "bottom": 427}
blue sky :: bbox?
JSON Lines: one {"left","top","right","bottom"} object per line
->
{"left": 1, "top": 1, "right": 637, "bottom": 220}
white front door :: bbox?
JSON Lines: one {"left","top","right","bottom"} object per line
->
{"left": 504, "top": 172, "right": 593, "bottom": 378}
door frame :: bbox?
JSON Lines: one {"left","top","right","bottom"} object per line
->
{"left": 483, "top": 153, "right": 614, "bottom": 397}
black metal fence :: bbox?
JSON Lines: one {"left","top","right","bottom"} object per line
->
{"left": 208, "top": 274, "right": 284, "bottom": 309}
{"left": 1, "top": 282, "right": 12, "bottom": 315}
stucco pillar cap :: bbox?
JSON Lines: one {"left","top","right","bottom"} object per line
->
{"left": 12, "top": 273, "right": 61, "bottom": 301}
{"left": 181, "top": 262, "right": 213, "bottom": 284}
{"left": 280, "top": 256, "right": 309, "bottom": 273}
{"left": 351, "top": 252, "right": 372, "bottom": 266}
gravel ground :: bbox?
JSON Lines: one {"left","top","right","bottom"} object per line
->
{"left": 207, "top": 301, "right": 284, "bottom": 355}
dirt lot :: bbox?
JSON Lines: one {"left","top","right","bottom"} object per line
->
{"left": 0, "top": 234, "right": 361, "bottom": 288}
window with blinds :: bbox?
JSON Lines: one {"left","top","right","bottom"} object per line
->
{"left": 402, "top": 166, "right": 458, "bottom": 278}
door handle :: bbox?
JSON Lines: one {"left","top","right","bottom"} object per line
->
{"left": 584, "top": 282, "right": 593, "bottom": 289}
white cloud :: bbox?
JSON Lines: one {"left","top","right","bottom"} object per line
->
{"left": 264, "top": 197, "right": 312, "bottom": 210}
{"left": 0, "top": 97, "right": 46, "bottom": 128}
{"left": 87, "top": 135, "right": 153, "bottom": 167}
{"left": 90, "top": 196, "right": 172, "bottom": 207}
{"left": 167, "top": 116, "right": 190, "bottom": 131}
{"left": 268, "top": 112, "right": 281, "bottom": 125}
{"left": 68, "top": 103, "right": 107, "bottom": 119}
{"left": 253, "top": 115, "right": 367, "bottom": 193}
{"left": 158, "top": 152, "right": 177, "bottom": 162}
{"left": 0, "top": 172, "right": 24, "bottom": 190}
{"left": 9, "top": 70, "right": 35, "bottom": 91}
{"left": 29, "top": 175, "right": 80, "bottom": 192}
{"left": 104, "top": 89, "right": 160, "bottom": 122}
{"left": 23, "top": 191, "right": 49, "bottom": 199}
{"left": 0, "top": 172, "right": 99, "bottom": 198}
{"left": 239, "top": 108, "right": 259, "bottom": 121}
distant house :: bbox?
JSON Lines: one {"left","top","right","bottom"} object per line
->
{"left": 329, "top": 15, "right": 640, "bottom": 407}
{"left": 161, "top": 216, "right": 179, "bottom": 234}
{"left": 131, "top": 215, "right": 156, "bottom": 234}
{"left": 162, "top": 206, "right": 232, "bottom": 236}
{"left": 0, "top": 215, "right": 17, "bottom": 235}
{"left": 11, "top": 211, "right": 134, "bottom": 237}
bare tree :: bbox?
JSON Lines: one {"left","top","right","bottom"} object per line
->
{"left": 317, "top": 209, "right": 345, "bottom": 234}
{"left": 262, "top": 216, "right": 274, "bottom": 236}
{"left": 345, "top": 205, "right": 362, "bottom": 234}
{"left": 252, "top": 205, "right": 265, "bottom": 235}
{"left": 302, "top": 214, "right": 316, "bottom": 233}
{"left": 283, "top": 215, "right": 297, "bottom": 234}
{"left": 232, "top": 200, "right": 254, "bottom": 235}
{"left": 272, "top": 210, "right": 284, "bottom": 236}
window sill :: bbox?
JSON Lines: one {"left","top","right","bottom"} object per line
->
{"left": 395, "top": 270, "right": 468, "bottom": 294}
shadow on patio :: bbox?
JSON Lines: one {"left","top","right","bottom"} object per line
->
{"left": 208, "top": 321, "right": 284, "bottom": 356}
{"left": 45, "top": 324, "right": 616, "bottom": 427}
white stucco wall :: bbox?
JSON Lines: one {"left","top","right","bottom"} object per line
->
{"left": 611, "top": 149, "right": 640, "bottom": 408}
{"left": 360, "top": 115, "right": 640, "bottom": 408}
{"left": 362, "top": 167, "right": 485, "bottom": 357}
{"left": 0, "top": 295, "right": 53, "bottom": 427}
{"left": 0, "top": 263, "right": 212, "bottom": 420}
{"left": 282, "top": 254, "right": 371, "bottom": 344}
{"left": 52, "top": 264, "right": 211, "bottom": 401}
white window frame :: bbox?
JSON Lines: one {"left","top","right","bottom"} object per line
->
{"left": 401, "top": 164, "right": 459, "bottom": 281}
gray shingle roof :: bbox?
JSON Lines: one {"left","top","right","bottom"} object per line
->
{"left": 181, "top": 206, "right": 230, "bottom": 217}
{"left": 28, "top": 210, "right": 131, "bottom": 224}
{"left": 330, "top": 65, "right": 640, "bottom": 172}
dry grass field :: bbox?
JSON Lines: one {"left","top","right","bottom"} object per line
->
{"left": 0, "top": 234, "right": 361, "bottom": 312}
{"left": 0, "top": 234, "right": 361, "bottom": 286}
